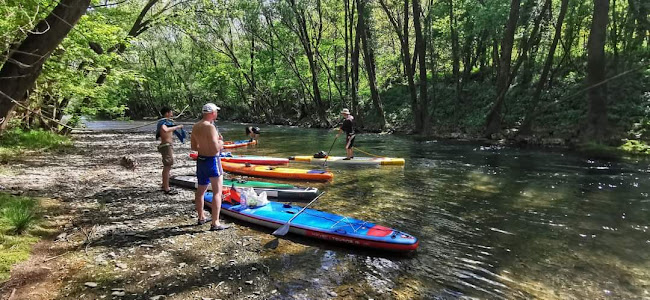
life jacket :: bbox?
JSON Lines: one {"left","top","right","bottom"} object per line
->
{"left": 223, "top": 186, "right": 241, "bottom": 204}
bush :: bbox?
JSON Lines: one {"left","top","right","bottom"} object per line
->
{"left": 4, "top": 201, "right": 36, "bottom": 234}
{"left": 0, "top": 128, "right": 71, "bottom": 150}
{"left": 618, "top": 139, "right": 650, "bottom": 155}
{"left": 0, "top": 193, "right": 44, "bottom": 281}
{"left": 0, "top": 195, "right": 37, "bottom": 234}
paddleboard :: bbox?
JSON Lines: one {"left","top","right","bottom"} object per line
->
{"left": 205, "top": 191, "right": 419, "bottom": 252}
{"left": 289, "top": 155, "right": 405, "bottom": 166}
{"left": 221, "top": 161, "right": 333, "bottom": 181}
{"left": 170, "top": 175, "right": 318, "bottom": 200}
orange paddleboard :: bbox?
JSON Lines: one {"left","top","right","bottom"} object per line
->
{"left": 223, "top": 139, "right": 258, "bottom": 149}
{"left": 221, "top": 161, "right": 333, "bottom": 181}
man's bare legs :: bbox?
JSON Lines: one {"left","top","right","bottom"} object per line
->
{"left": 346, "top": 147, "right": 354, "bottom": 159}
{"left": 195, "top": 184, "right": 209, "bottom": 222}
{"left": 194, "top": 176, "right": 225, "bottom": 227}
{"left": 208, "top": 175, "right": 223, "bottom": 227}
{"left": 162, "top": 165, "right": 171, "bottom": 191}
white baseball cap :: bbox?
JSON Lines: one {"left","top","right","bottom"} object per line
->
{"left": 202, "top": 103, "right": 220, "bottom": 113}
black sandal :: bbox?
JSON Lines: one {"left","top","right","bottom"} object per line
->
{"left": 163, "top": 189, "right": 179, "bottom": 195}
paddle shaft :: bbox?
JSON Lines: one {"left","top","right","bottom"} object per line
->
{"left": 323, "top": 134, "right": 339, "bottom": 167}
{"left": 272, "top": 192, "right": 326, "bottom": 236}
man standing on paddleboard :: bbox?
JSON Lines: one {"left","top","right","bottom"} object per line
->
{"left": 337, "top": 108, "right": 355, "bottom": 160}
{"left": 156, "top": 107, "right": 184, "bottom": 195}
{"left": 190, "top": 103, "right": 231, "bottom": 231}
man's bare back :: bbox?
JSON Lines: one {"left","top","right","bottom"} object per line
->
{"left": 191, "top": 120, "right": 223, "bottom": 156}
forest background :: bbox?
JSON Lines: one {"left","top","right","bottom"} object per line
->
{"left": 0, "top": 0, "right": 648, "bottom": 146}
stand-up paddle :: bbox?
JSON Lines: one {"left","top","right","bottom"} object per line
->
{"left": 272, "top": 192, "right": 326, "bottom": 236}
{"left": 323, "top": 134, "right": 339, "bottom": 168}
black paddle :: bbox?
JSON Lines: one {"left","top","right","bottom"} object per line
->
{"left": 272, "top": 192, "right": 326, "bottom": 236}
{"left": 323, "top": 134, "right": 339, "bottom": 168}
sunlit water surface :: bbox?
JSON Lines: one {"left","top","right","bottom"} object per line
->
{"left": 85, "top": 120, "right": 650, "bottom": 299}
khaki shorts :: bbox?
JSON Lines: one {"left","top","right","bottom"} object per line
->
{"left": 158, "top": 143, "right": 174, "bottom": 166}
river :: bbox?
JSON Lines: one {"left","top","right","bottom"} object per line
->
{"left": 85, "top": 120, "right": 650, "bottom": 299}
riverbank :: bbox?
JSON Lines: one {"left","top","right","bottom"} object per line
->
{"left": 1, "top": 126, "right": 649, "bottom": 299}
{"left": 0, "top": 131, "right": 389, "bottom": 300}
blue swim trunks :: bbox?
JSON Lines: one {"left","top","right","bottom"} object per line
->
{"left": 196, "top": 155, "right": 224, "bottom": 185}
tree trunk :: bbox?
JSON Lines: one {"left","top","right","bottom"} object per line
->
{"left": 402, "top": 0, "right": 421, "bottom": 132}
{"left": 448, "top": 0, "right": 460, "bottom": 100}
{"left": 637, "top": 0, "right": 649, "bottom": 46}
{"left": 491, "top": 38, "right": 500, "bottom": 77}
{"left": 610, "top": 0, "right": 619, "bottom": 69}
{"left": 413, "top": 0, "right": 429, "bottom": 133}
{"left": 288, "top": 0, "right": 330, "bottom": 127}
{"left": 460, "top": 33, "right": 474, "bottom": 90}
{"left": 519, "top": 0, "right": 568, "bottom": 135}
{"left": 357, "top": 0, "right": 386, "bottom": 128}
{"left": 426, "top": 0, "right": 437, "bottom": 119}
{"left": 344, "top": 0, "right": 351, "bottom": 101}
{"left": 94, "top": 0, "right": 162, "bottom": 88}
{"left": 484, "top": 0, "right": 521, "bottom": 137}
{"left": 351, "top": 2, "right": 361, "bottom": 118}
{"left": 584, "top": 0, "right": 610, "bottom": 143}
{"left": 515, "top": 0, "right": 551, "bottom": 88}
{"left": 0, "top": 0, "right": 90, "bottom": 131}
{"left": 379, "top": 0, "right": 420, "bottom": 132}
{"left": 627, "top": 0, "right": 649, "bottom": 47}
{"left": 250, "top": 34, "right": 256, "bottom": 94}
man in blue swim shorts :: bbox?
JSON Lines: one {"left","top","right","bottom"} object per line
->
{"left": 191, "top": 103, "right": 231, "bottom": 231}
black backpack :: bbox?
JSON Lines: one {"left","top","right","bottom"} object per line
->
{"left": 313, "top": 151, "right": 328, "bottom": 158}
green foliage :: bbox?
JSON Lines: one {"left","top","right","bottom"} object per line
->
{"left": 0, "top": 128, "right": 72, "bottom": 163}
{"left": 0, "top": 128, "right": 72, "bottom": 150}
{"left": 0, "top": 0, "right": 53, "bottom": 61}
{"left": 2, "top": 0, "right": 649, "bottom": 138}
{"left": 618, "top": 139, "right": 650, "bottom": 155}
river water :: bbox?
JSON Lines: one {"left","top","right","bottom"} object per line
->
{"left": 85, "top": 120, "right": 650, "bottom": 299}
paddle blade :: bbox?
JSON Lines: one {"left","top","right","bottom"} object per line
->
{"left": 272, "top": 223, "right": 290, "bottom": 236}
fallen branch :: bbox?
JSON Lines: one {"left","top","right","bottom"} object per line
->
{"left": 8, "top": 288, "right": 16, "bottom": 300}
{"left": 43, "top": 251, "right": 70, "bottom": 262}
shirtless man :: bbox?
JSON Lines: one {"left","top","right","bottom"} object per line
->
{"left": 157, "top": 107, "right": 183, "bottom": 194}
{"left": 191, "top": 103, "right": 230, "bottom": 231}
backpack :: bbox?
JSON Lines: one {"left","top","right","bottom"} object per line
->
{"left": 314, "top": 151, "right": 328, "bottom": 158}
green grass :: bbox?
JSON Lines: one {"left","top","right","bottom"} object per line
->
{"left": 0, "top": 128, "right": 72, "bottom": 149}
{"left": 0, "top": 193, "right": 44, "bottom": 282}
{"left": 3, "top": 198, "right": 36, "bottom": 234}
{"left": 0, "top": 128, "right": 72, "bottom": 163}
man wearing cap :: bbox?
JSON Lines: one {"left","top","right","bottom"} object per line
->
{"left": 191, "top": 103, "right": 230, "bottom": 231}
{"left": 337, "top": 108, "right": 355, "bottom": 160}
